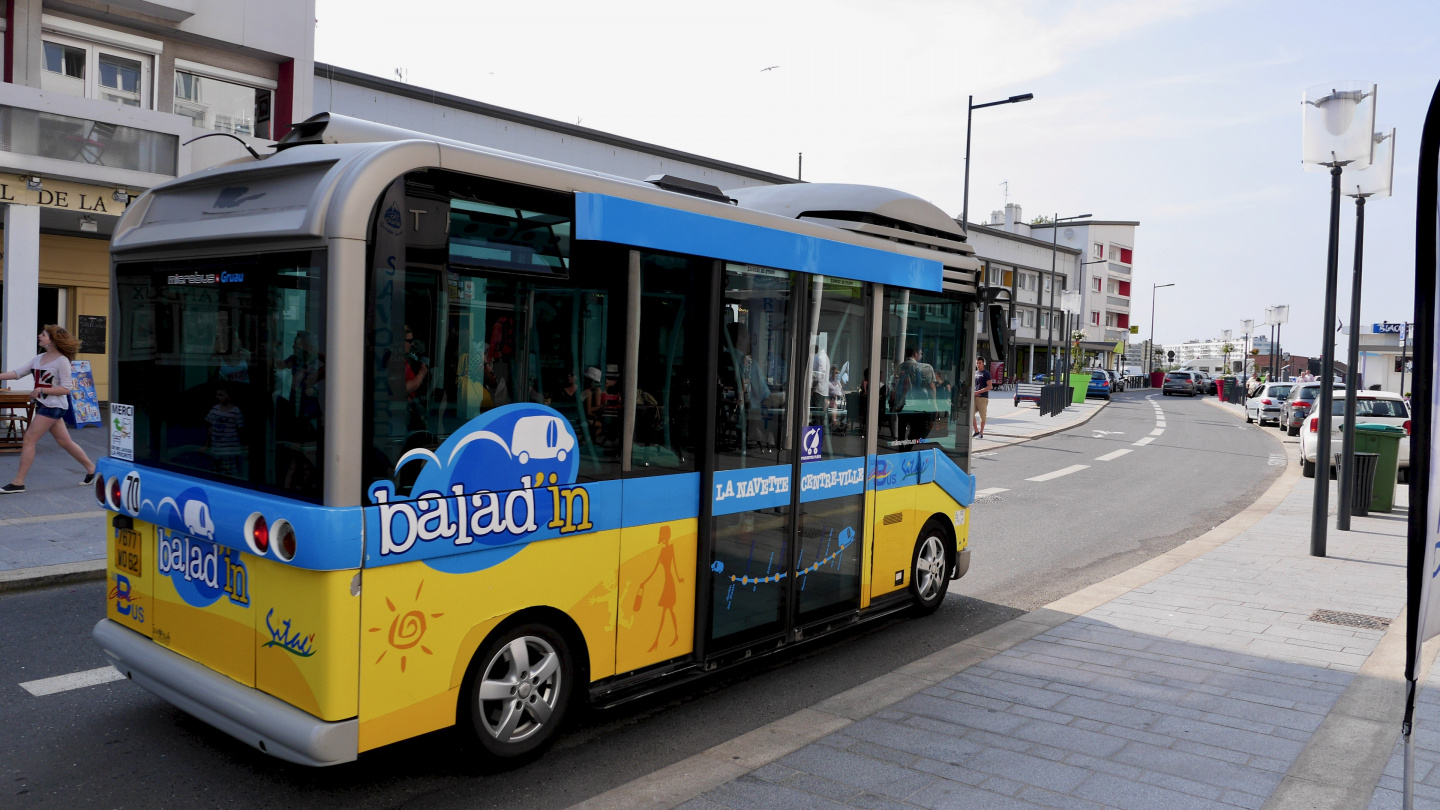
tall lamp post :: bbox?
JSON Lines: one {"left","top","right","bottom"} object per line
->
{"left": 1148, "top": 283, "right": 1175, "bottom": 375}
{"left": 961, "top": 92, "right": 1034, "bottom": 232}
{"left": 1043, "top": 214, "right": 1091, "bottom": 394}
{"left": 1241, "top": 319, "right": 1255, "bottom": 386}
{"left": 1302, "top": 81, "right": 1377, "bottom": 558}
{"left": 1338, "top": 128, "right": 1396, "bottom": 531}
{"left": 1270, "top": 305, "right": 1290, "bottom": 381}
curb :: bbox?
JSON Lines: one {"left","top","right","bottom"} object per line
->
{"left": 973, "top": 394, "right": 1113, "bottom": 451}
{"left": 0, "top": 559, "right": 106, "bottom": 594}
{"left": 571, "top": 404, "right": 1305, "bottom": 810}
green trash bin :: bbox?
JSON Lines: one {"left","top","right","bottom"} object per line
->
{"left": 1352, "top": 424, "right": 1405, "bottom": 512}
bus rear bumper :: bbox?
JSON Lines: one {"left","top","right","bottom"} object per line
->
{"left": 92, "top": 619, "right": 358, "bottom": 767}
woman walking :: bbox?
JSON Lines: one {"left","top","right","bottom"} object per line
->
{"left": 0, "top": 325, "right": 97, "bottom": 493}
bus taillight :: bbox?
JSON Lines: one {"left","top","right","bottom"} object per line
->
{"left": 272, "top": 520, "right": 296, "bottom": 562}
{"left": 96, "top": 474, "right": 109, "bottom": 507}
{"left": 245, "top": 513, "right": 269, "bottom": 554}
{"left": 107, "top": 477, "right": 122, "bottom": 511}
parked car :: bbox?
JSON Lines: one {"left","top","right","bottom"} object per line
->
{"left": 1298, "top": 391, "right": 1411, "bottom": 480}
{"left": 1281, "top": 381, "right": 1347, "bottom": 436}
{"left": 1087, "top": 370, "right": 1112, "bottom": 400}
{"left": 1105, "top": 370, "right": 1125, "bottom": 393}
{"left": 1162, "top": 370, "right": 1202, "bottom": 396}
{"left": 1244, "top": 383, "right": 1293, "bottom": 426}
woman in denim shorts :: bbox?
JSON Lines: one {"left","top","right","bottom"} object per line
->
{"left": 0, "top": 325, "right": 97, "bottom": 494}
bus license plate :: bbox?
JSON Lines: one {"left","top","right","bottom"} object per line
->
{"left": 115, "top": 528, "right": 143, "bottom": 576}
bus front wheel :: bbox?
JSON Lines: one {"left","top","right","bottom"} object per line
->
{"left": 910, "top": 522, "right": 950, "bottom": 616}
{"left": 462, "top": 623, "right": 573, "bottom": 760}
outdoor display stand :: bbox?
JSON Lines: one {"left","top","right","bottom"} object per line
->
{"left": 64, "top": 360, "right": 102, "bottom": 430}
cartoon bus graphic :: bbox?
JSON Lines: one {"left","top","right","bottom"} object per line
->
{"left": 510, "top": 415, "right": 574, "bottom": 464}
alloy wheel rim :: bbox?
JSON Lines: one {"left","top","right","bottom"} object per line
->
{"left": 477, "top": 636, "right": 562, "bottom": 744}
{"left": 915, "top": 536, "right": 946, "bottom": 600}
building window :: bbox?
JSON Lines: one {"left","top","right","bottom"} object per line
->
{"left": 1118, "top": 247, "right": 1133, "bottom": 264}
{"left": 1107, "top": 280, "right": 1119, "bottom": 295}
{"left": 1091, "top": 311, "right": 1101, "bottom": 326}
{"left": 175, "top": 68, "right": 273, "bottom": 139}
{"left": 1043, "top": 275, "right": 1052, "bottom": 293}
{"left": 1106, "top": 313, "right": 1119, "bottom": 327}
{"left": 1022, "top": 310, "right": 1034, "bottom": 328}
{"left": 1093, "top": 243, "right": 1104, "bottom": 259}
{"left": 1092, "top": 277, "right": 1102, "bottom": 293}
{"left": 41, "top": 35, "right": 150, "bottom": 107}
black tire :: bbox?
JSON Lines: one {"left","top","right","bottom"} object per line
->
{"left": 1302, "top": 458, "right": 1315, "bottom": 478}
{"left": 460, "top": 623, "right": 573, "bottom": 761}
{"left": 1287, "top": 425, "right": 1299, "bottom": 437}
{"left": 910, "top": 521, "right": 951, "bottom": 616}
{"left": 1400, "top": 467, "right": 1410, "bottom": 485}
{"left": 1246, "top": 413, "right": 1254, "bottom": 424}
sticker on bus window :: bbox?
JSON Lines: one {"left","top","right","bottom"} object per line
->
{"left": 800, "top": 425, "right": 823, "bottom": 462}
{"left": 110, "top": 403, "right": 134, "bottom": 461}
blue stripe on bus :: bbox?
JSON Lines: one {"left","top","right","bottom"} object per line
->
{"left": 711, "top": 464, "right": 792, "bottom": 516}
{"left": 575, "top": 193, "right": 944, "bottom": 292}
{"left": 798, "top": 457, "right": 867, "bottom": 503}
{"left": 932, "top": 449, "right": 976, "bottom": 508}
{"left": 622, "top": 472, "right": 701, "bottom": 525}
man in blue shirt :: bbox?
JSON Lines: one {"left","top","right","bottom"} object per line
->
{"left": 973, "top": 357, "right": 993, "bottom": 438}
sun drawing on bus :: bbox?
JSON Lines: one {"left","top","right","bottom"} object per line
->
{"left": 369, "top": 579, "right": 444, "bottom": 673}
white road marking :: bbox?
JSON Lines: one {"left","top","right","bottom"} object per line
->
{"left": 974, "top": 452, "right": 997, "bottom": 457}
{"left": 1027, "top": 465, "right": 1090, "bottom": 482}
{"left": 1091, "top": 430, "right": 1125, "bottom": 436}
{"left": 1269, "top": 454, "right": 1287, "bottom": 466}
{"left": 1156, "top": 421, "right": 1166, "bottom": 428}
{"left": 1134, "top": 437, "right": 1155, "bottom": 446}
{"left": 1150, "top": 428, "right": 1165, "bottom": 436}
{"left": 975, "top": 487, "right": 1010, "bottom": 497}
{"left": 20, "top": 666, "right": 124, "bottom": 697}
{"left": 1095, "top": 449, "right": 1133, "bottom": 462}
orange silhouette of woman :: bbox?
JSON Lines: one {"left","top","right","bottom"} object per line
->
{"left": 638, "top": 525, "right": 683, "bottom": 651}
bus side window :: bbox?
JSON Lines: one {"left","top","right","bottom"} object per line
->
{"left": 630, "top": 251, "right": 706, "bottom": 476}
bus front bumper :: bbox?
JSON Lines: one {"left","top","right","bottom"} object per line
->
{"left": 93, "top": 619, "right": 358, "bottom": 767}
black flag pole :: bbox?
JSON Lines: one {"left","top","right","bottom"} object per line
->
{"left": 1404, "top": 77, "right": 1440, "bottom": 809}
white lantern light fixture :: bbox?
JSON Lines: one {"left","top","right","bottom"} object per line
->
{"left": 1302, "top": 82, "right": 1377, "bottom": 170}
{"left": 1344, "top": 129, "right": 1396, "bottom": 199}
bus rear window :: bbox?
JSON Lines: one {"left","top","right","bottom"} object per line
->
{"left": 113, "top": 251, "right": 327, "bottom": 501}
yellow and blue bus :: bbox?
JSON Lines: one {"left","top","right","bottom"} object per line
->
{"left": 92, "top": 113, "right": 983, "bottom": 766}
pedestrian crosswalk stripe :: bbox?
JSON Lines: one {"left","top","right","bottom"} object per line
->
{"left": 19, "top": 666, "right": 124, "bottom": 697}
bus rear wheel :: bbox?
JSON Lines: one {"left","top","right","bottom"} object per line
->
{"left": 462, "top": 623, "right": 573, "bottom": 760}
{"left": 910, "top": 522, "right": 950, "bottom": 616}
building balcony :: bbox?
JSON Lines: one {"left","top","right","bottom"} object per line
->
{"left": 1107, "top": 261, "right": 1131, "bottom": 276}
{"left": 0, "top": 82, "right": 273, "bottom": 191}
{"left": 1106, "top": 295, "right": 1130, "bottom": 309}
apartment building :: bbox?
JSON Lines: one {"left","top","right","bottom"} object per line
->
{"left": 1029, "top": 216, "right": 1138, "bottom": 374}
{"left": 0, "top": 0, "right": 315, "bottom": 398}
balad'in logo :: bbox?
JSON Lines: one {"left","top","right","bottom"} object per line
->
{"left": 157, "top": 528, "right": 250, "bottom": 609}
{"left": 368, "top": 403, "right": 592, "bottom": 572}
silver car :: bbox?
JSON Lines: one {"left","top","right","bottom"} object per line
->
{"left": 1162, "top": 371, "right": 1201, "bottom": 396}
{"left": 1245, "top": 383, "right": 1292, "bottom": 426}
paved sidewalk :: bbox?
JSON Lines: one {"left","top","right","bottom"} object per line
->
{"left": 971, "top": 388, "right": 1113, "bottom": 453}
{"left": 0, "top": 410, "right": 108, "bottom": 579}
{"left": 579, "top": 401, "right": 1418, "bottom": 810}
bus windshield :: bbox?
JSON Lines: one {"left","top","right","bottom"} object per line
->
{"left": 113, "top": 251, "right": 327, "bottom": 501}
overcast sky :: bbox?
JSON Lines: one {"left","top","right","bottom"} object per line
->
{"left": 315, "top": 0, "right": 1438, "bottom": 356}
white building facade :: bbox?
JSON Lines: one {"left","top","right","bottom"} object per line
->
{"left": 960, "top": 203, "right": 1079, "bottom": 379}
{"left": 0, "top": 0, "right": 316, "bottom": 398}
{"left": 1028, "top": 217, "right": 1138, "bottom": 373}
{"left": 1357, "top": 322, "right": 1415, "bottom": 395}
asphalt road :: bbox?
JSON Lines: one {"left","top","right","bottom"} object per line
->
{"left": 1, "top": 390, "right": 1284, "bottom": 809}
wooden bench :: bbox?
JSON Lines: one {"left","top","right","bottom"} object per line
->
{"left": 1014, "top": 383, "right": 1042, "bottom": 406}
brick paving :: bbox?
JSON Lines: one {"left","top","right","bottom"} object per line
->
{"left": 675, "top": 472, "right": 1410, "bottom": 809}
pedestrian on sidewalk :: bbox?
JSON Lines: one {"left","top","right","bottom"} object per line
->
{"left": 0, "top": 325, "right": 97, "bottom": 494}
{"left": 972, "top": 357, "right": 992, "bottom": 439}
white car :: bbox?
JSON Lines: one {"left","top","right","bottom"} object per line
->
{"left": 1244, "top": 383, "right": 1293, "bottom": 426}
{"left": 1298, "top": 391, "right": 1410, "bottom": 480}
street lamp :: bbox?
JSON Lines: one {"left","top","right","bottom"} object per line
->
{"left": 1241, "top": 319, "right": 1255, "bottom": 384}
{"left": 1149, "top": 283, "right": 1175, "bottom": 375}
{"left": 1268, "top": 305, "right": 1290, "bottom": 382}
{"left": 1302, "top": 81, "right": 1377, "bottom": 558}
{"left": 1044, "top": 214, "right": 1091, "bottom": 392}
{"left": 1337, "top": 128, "right": 1395, "bottom": 531}
{"left": 960, "top": 93, "right": 1034, "bottom": 232}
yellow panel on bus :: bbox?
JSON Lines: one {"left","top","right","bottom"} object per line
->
{"left": 106, "top": 514, "right": 153, "bottom": 636}
{"left": 356, "top": 529, "right": 620, "bottom": 753}
{"left": 616, "top": 519, "right": 697, "bottom": 675}
{"left": 252, "top": 559, "right": 360, "bottom": 722}
{"left": 148, "top": 524, "right": 256, "bottom": 687}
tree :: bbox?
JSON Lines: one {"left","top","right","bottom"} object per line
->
{"left": 1221, "top": 342, "right": 1234, "bottom": 375}
{"left": 1031, "top": 214, "right": 1055, "bottom": 225}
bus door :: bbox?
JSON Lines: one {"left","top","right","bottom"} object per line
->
{"left": 791, "top": 275, "right": 868, "bottom": 635}
{"left": 704, "top": 266, "right": 869, "bottom": 656}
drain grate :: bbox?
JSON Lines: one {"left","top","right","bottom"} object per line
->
{"left": 1309, "top": 609, "right": 1391, "bottom": 630}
